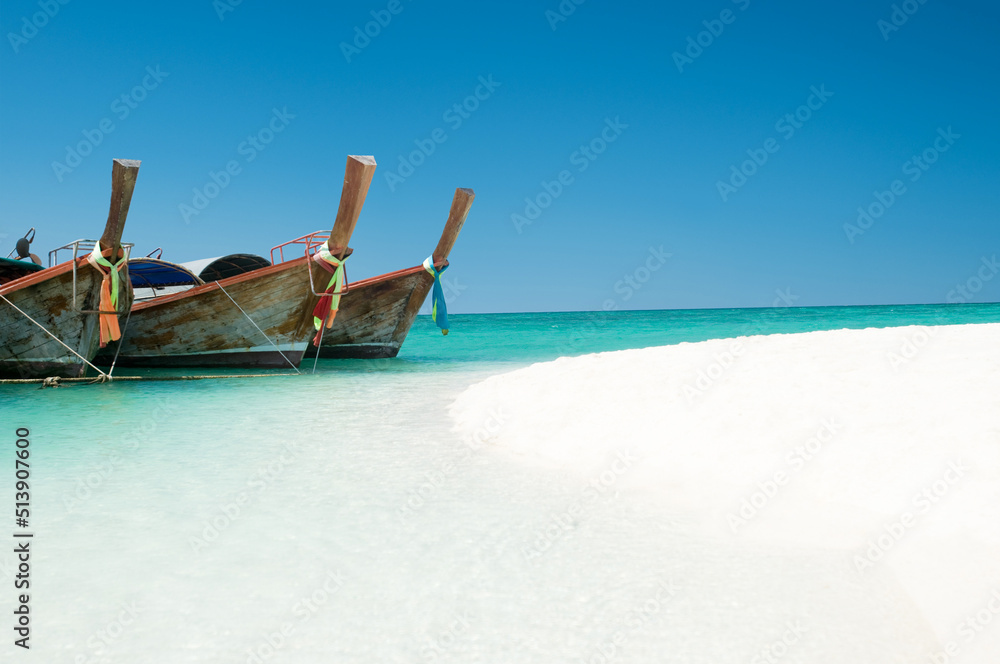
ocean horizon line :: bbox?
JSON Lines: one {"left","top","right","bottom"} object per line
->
{"left": 431, "top": 300, "right": 1000, "bottom": 317}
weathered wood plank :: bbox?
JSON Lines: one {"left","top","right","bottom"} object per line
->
{"left": 432, "top": 188, "right": 475, "bottom": 263}
{"left": 327, "top": 155, "right": 376, "bottom": 257}
{"left": 101, "top": 159, "right": 141, "bottom": 256}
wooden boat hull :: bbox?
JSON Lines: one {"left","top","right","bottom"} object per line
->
{"left": 99, "top": 155, "right": 379, "bottom": 371}
{"left": 99, "top": 257, "right": 317, "bottom": 369}
{"left": 307, "top": 186, "right": 475, "bottom": 360}
{"left": 0, "top": 260, "right": 132, "bottom": 378}
{"left": 307, "top": 265, "right": 432, "bottom": 359}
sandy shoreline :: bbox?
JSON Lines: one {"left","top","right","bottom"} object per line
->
{"left": 453, "top": 323, "right": 1000, "bottom": 661}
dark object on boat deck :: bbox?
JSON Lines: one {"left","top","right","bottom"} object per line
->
{"left": 307, "top": 187, "right": 475, "bottom": 359}
{"left": 198, "top": 254, "right": 271, "bottom": 282}
{"left": 0, "top": 158, "right": 139, "bottom": 378}
{"left": 1, "top": 230, "right": 43, "bottom": 281}
{"left": 15, "top": 237, "right": 41, "bottom": 266}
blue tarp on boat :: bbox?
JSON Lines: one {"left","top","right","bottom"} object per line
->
{"left": 128, "top": 258, "right": 203, "bottom": 289}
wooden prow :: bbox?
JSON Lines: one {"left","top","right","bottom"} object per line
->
{"left": 432, "top": 188, "right": 475, "bottom": 264}
{"left": 100, "top": 159, "right": 141, "bottom": 257}
{"left": 327, "top": 155, "right": 377, "bottom": 258}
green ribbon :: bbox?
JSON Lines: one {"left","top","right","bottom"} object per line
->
{"left": 313, "top": 242, "right": 347, "bottom": 331}
{"left": 87, "top": 243, "right": 124, "bottom": 308}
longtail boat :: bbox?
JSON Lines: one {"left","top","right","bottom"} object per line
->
{"left": 306, "top": 187, "right": 475, "bottom": 359}
{"left": 0, "top": 159, "right": 139, "bottom": 379}
{"left": 98, "top": 155, "right": 376, "bottom": 369}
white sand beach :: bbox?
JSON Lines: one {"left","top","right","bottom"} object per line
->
{"left": 452, "top": 323, "right": 1000, "bottom": 662}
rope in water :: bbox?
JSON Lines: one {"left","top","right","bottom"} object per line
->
{"left": 311, "top": 310, "right": 328, "bottom": 375}
{"left": 0, "top": 293, "right": 110, "bottom": 379}
{"left": 107, "top": 303, "right": 133, "bottom": 378}
{"left": 216, "top": 282, "right": 302, "bottom": 374}
{"left": 0, "top": 373, "right": 301, "bottom": 385}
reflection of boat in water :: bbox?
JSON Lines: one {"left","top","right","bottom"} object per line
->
{"left": 306, "top": 187, "right": 475, "bottom": 359}
{"left": 96, "top": 155, "right": 376, "bottom": 369}
{"left": 0, "top": 159, "right": 139, "bottom": 378}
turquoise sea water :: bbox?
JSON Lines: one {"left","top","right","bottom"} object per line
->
{"left": 1, "top": 303, "right": 999, "bottom": 662}
{"left": 396, "top": 302, "right": 1000, "bottom": 369}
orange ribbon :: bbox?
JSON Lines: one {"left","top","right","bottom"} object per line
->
{"left": 87, "top": 245, "right": 127, "bottom": 347}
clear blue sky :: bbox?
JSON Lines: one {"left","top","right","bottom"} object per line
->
{"left": 1, "top": 0, "right": 998, "bottom": 312}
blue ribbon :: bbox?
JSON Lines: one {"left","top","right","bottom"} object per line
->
{"left": 422, "top": 256, "right": 449, "bottom": 335}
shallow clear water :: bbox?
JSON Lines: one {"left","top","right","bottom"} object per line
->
{"left": 2, "top": 303, "right": 999, "bottom": 662}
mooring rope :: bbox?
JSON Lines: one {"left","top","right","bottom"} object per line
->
{"left": 0, "top": 293, "right": 110, "bottom": 379}
{"left": 0, "top": 373, "right": 301, "bottom": 385}
{"left": 107, "top": 304, "right": 133, "bottom": 378}
{"left": 311, "top": 311, "right": 328, "bottom": 375}
{"left": 216, "top": 282, "right": 302, "bottom": 374}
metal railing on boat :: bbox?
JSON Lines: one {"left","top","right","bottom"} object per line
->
{"left": 48, "top": 238, "right": 134, "bottom": 268}
{"left": 270, "top": 230, "right": 354, "bottom": 298}
{"left": 270, "top": 231, "right": 330, "bottom": 265}
{"left": 47, "top": 239, "right": 134, "bottom": 314}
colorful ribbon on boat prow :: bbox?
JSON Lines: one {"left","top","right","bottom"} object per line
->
{"left": 311, "top": 241, "right": 348, "bottom": 345}
{"left": 422, "top": 256, "right": 449, "bottom": 335}
{"left": 86, "top": 243, "right": 127, "bottom": 347}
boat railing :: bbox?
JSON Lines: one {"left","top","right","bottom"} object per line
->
{"left": 270, "top": 231, "right": 331, "bottom": 265}
{"left": 270, "top": 231, "right": 357, "bottom": 298}
{"left": 48, "top": 239, "right": 135, "bottom": 314}
{"left": 48, "top": 239, "right": 135, "bottom": 268}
